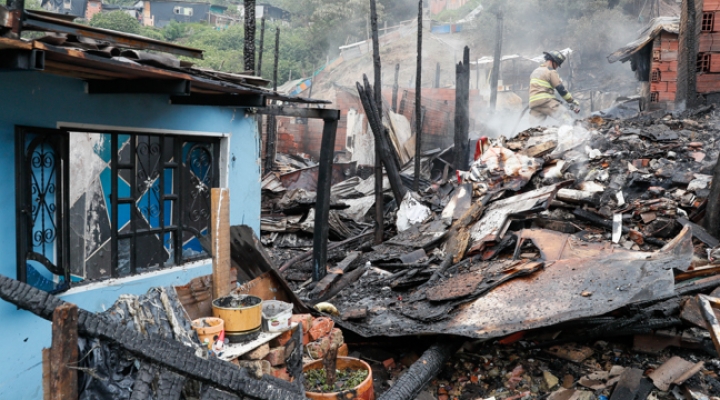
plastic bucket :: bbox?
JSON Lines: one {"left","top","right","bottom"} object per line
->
{"left": 191, "top": 317, "right": 224, "bottom": 346}
{"left": 261, "top": 300, "right": 293, "bottom": 332}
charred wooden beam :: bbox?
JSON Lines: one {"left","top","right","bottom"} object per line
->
{"left": 255, "top": 106, "right": 340, "bottom": 120}
{"left": 435, "top": 62, "right": 440, "bottom": 88}
{"left": 489, "top": 11, "right": 503, "bottom": 109}
{"left": 88, "top": 79, "right": 190, "bottom": 96}
{"left": 312, "top": 117, "right": 339, "bottom": 282}
{"left": 279, "top": 231, "right": 373, "bottom": 272}
{"left": 0, "top": 275, "right": 306, "bottom": 400}
{"left": 357, "top": 75, "right": 408, "bottom": 206}
{"left": 257, "top": 17, "right": 265, "bottom": 76}
{"left": 453, "top": 46, "right": 470, "bottom": 171}
{"left": 48, "top": 303, "right": 78, "bottom": 400}
{"left": 170, "top": 94, "right": 265, "bottom": 107}
{"left": 157, "top": 369, "right": 186, "bottom": 399}
{"left": 243, "top": 0, "right": 256, "bottom": 73}
{"left": 129, "top": 363, "right": 158, "bottom": 400}
{"left": 414, "top": 0, "right": 423, "bottom": 192}
{"left": 370, "top": 0, "right": 384, "bottom": 245}
{"left": 263, "top": 27, "right": 281, "bottom": 174}
{"left": 704, "top": 156, "right": 720, "bottom": 239}
{"left": 377, "top": 341, "right": 461, "bottom": 400}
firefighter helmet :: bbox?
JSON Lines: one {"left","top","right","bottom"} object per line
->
{"left": 543, "top": 51, "right": 566, "bottom": 67}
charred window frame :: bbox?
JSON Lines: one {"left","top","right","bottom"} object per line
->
{"left": 16, "top": 127, "right": 220, "bottom": 293}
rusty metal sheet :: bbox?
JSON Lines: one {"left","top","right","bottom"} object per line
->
{"left": 330, "top": 226, "right": 691, "bottom": 339}
{"left": 426, "top": 260, "right": 540, "bottom": 302}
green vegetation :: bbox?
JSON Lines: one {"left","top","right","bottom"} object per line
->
{"left": 89, "top": 10, "right": 141, "bottom": 34}
{"left": 304, "top": 368, "right": 369, "bottom": 393}
{"left": 434, "top": 0, "right": 482, "bottom": 22}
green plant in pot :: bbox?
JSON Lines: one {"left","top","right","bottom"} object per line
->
{"left": 302, "top": 344, "right": 375, "bottom": 400}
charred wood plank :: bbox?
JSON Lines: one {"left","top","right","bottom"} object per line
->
{"left": 308, "top": 252, "right": 361, "bottom": 300}
{"left": 158, "top": 368, "right": 186, "bottom": 400}
{"left": 200, "top": 388, "right": 241, "bottom": 400}
{"left": 129, "top": 363, "right": 158, "bottom": 400}
{"left": 414, "top": 0, "right": 423, "bottom": 191}
{"left": 49, "top": 303, "right": 78, "bottom": 400}
{"left": 370, "top": 0, "right": 384, "bottom": 245}
{"left": 378, "top": 341, "right": 461, "bottom": 400}
{"left": 312, "top": 117, "right": 339, "bottom": 282}
{"left": 0, "top": 275, "right": 306, "bottom": 400}
{"left": 454, "top": 46, "right": 470, "bottom": 171}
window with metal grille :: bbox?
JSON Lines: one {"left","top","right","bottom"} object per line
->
{"left": 651, "top": 69, "right": 660, "bottom": 82}
{"left": 650, "top": 92, "right": 660, "bottom": 102}
{"left": 703, "top": 12, "right": 715, "bottom": 32}
{"left": 16, "top": 127, "right": 219, "bottom": 292}
{"left": 698, "top": 53, "right": 711, "bottom": 72}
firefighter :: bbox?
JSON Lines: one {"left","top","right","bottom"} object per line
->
{"left": 529, "top": 50, "right": 580, "bottom": 124}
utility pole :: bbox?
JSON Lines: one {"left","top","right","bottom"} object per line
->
{"left": 243, "top": 0, "right": 256, "bottom": 73}
{"left": 414, "top": 0, "right": 423, "bottom": 192}
{"left": 257, "top": 17, "right": 265, "bottom": 77}
{"left": 489, "top": 11, "right": 503, "bottom": 110}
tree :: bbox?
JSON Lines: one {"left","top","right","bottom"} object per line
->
{"left": 89, "top": 11, "right": 141, "bottom": 34}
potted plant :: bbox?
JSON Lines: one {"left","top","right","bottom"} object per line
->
{"left": 302, "top": 345, "right": 374, "bottom": 400}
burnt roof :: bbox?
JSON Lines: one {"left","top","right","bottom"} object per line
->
{"left": 608, "top": 17, "right": 680, "bottom": 64}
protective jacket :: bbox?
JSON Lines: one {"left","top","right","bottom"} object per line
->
{"left": 529, "top": 65, "right": 574, "bottom": 108}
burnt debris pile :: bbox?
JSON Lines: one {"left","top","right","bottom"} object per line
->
{"left": 261, "top": 104, "right": 720, "bottom": 399}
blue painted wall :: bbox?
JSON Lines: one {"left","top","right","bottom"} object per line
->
{"left": 0, "top": 71, "right": 261, "bottom": 398}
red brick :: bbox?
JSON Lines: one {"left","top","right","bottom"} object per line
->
{"left": 291, "top": 314, "right": 313, "bottom": 333}
{"left": 242, "top": 343, "right": 270, "bottom": 361}
{"left": 271, "top": 366, "right": 291, "bottom": 381}
{"left": 264, "top": 346, "right": 286, "bottom": 366}
{"left": 338, "top": 343, "right": 349, "bottom": 357}
{"left": 306, "top": 337, "right": 331, "bottom": 359}
{"left": 270, "top": 329, "right": 293, "bottom": 348}
{"left": 309, "top": 317, "right": 334, "bottom": 341}
{"left": 329, "top": 328, "right": 344, "bottom": 348}
{"left": 383, "top": 358, "right": 396, "bottom": 370}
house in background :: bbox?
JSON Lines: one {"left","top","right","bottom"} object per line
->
{"left": 41, "top": 0, "right": 87, "bottom": 18}
{"left": 428, "top": 0, "right": 469, "bottom": 15}
{"left": 238, "top": 2, "right": 290, "bottom": 24}
{"left": 142, "top": 0, "right": 210, "bottom": 27}
{"left": 609, "top": 17, "right": 680, "bottom": 111}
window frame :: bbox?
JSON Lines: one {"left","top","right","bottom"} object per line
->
{"left": 16, "top": 126, "right": 222, "bottom": 292}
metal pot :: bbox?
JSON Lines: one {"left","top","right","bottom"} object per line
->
{"left": 212, "top": 295, "right": 262, "bottom": 333}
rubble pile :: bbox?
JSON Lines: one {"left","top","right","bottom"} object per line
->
{"left": 260, "top": 106, "right": 720, "bottom": 399}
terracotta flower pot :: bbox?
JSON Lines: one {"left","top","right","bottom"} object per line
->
{"left": 303, "top": 357, "right": 374, "bottom": 400}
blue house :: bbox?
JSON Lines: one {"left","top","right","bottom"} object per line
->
{"left": 142, "top": 0, "right": 211, "bottom": 27}
{"left": 0, "top": 11, "right": 331, "bottom": 396}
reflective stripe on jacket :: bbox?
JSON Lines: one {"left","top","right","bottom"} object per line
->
{"left": 529, "top": 65, "right": 572, "bottom": 107}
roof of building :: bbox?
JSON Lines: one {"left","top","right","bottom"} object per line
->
{"left": 0, "top": 9, "right": 327, "bottom": 105}
{"left": 608, "top": 17, "right": 680, "bottom": 64}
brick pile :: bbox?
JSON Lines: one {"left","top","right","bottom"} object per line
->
{"left": 231, "top": 314, "right": 348, "bottom": 382}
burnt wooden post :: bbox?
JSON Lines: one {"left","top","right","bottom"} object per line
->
{"left": 454, "top": 47, "right": 470, "bottom": 171}
{"left": 414, "top": 0, "right": 423, "bottom": 192}
{"left": 435, "top": 62, "right": 441, "bottom": 88}
{"left": 263, "top": 28, "right": 280, "bottom": 173}
{"left": 312, "top": 118, "right": 339, "bottom": 282}
{"left": 370, "top": 0, "right": 384, "bottom": 244}
{"left": 489, "top": 11, "right": 503, "bottom": 110}
{"left": 358, "top": 76, "right": 407, "bottom": 205}
{"left": 47, "top": 303, "right": 78, "bottom": 400}
{"left": 211, "top": 188, "right": 231, "bottom": 299}
{"left": 392, "top": 63, "right": 400, "bottom": 112}
{"left": 243, "top": 0, "right": 256, "bottom": 73}
{"left": 257, "top": 17, "right": 265, "bottom": 76}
